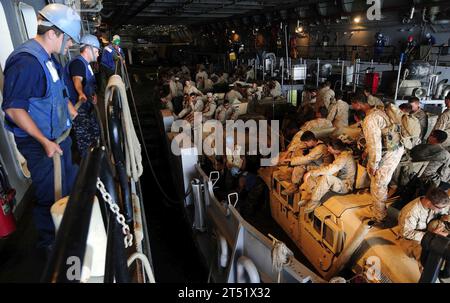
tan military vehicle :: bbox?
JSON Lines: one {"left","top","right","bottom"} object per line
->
{"left": 264, "top": 161, "right": 426, "bottom": 283}
{"left": 262, "top": 122, "right": 431, "bottom": 283}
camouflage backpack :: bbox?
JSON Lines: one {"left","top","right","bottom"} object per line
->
{"left": 384, "top": 103, "right": 420, "bottom": 150}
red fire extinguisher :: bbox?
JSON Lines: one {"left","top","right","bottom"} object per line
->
{"left": 0, "top": 163, "right": 16, "bottom": 238}
{"left": 0, "top": 188, "right": 16, "bottom": 238}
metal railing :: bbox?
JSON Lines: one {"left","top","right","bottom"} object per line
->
{"left": 41, "top": 146, "right": 131, "bottom": 282}
{"left": 293, "top": 45, "right": 398, "bottom": 64}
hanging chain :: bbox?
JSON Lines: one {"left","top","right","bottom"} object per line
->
{"left": 96, "top": 178, "right": 133, "bottom": 248}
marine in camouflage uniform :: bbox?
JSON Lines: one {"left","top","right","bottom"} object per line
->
{"left": 398, "top": 189, "right": 450, "bottom": 268}
{"left": 352, "top": 94, "right": 404, "bottom": 222}
{"left": 300, "top": 142, "right": 356, "bottom": 213}
{"left": 280, "top": 132, "right": 333, "bottom": 195}
{"left": 327, "top": 94, "right": 349, "bottom": 129}
{"left": 408, "top": 97, "right": 428, "bottom": 141}
{"left": 433, "top": 95, "right": 450, "bottom": 147}
{"left": 286, "top": 109, "right": 333, "bottom": 152}
{"left": 315, "top": 82, "right": 335, "bottom": 112}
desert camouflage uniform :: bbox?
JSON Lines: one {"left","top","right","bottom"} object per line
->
{"left": 183, "top": 82, "right": 203, "bottom": 96}
{"left": 327, "top": 99, "right": 349, "bottom": 129}
{"left": 433, "top": 108, "right": 450, "bottom": 147}
{"left": 367, "top": 94, "right": 384, "bottom": 109}
{"left": 287, "top": 118, "right": 333, "bottom": 152}
{"left": 363, "top": 108, "right": 405, "bottom": 221}
{"left": 178, "top": 98, "right": 204, "bottom": 120}
{"left": 215, "top": 104, "right": 239, "bottom": 124}
{"left": 202, "top": 101, "right": 217, "bottom": 122}
{"left": 315, "top": 86, "right": 335, "bottom": 111}
{"left": 413, "top": 108, "right": 428, "bottom": 141}
{"left": 398, "top": 197, "right": 449, "bottom": 262}
{"left": 225, "top": 89, "right": 243, "bottom": 102}
{"left": 290, "top": 141, "right": 332, "bottom": 184}
{"left": 301, "top": 150, "right": 356, "bottom": 204}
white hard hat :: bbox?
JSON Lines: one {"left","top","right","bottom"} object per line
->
{"left": 39, "top": 3, "right": 81, "bottom": 43}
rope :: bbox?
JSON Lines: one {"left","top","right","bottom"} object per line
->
{"left": 268, "top": 233, "right": 293, "bottom": 283}
{"left": 104, "top": 75, "right": 143, "bottom": 182}
{"left": 53, "top": 101, "right": 83, "bottom": 202}
{"left": 120, "top": 61, "right": 183, "bottom": 205}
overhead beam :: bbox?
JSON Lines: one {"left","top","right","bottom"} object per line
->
{"left": 120, "top": 0, "right": 157, "bottom": 25}
{"left": 137, "top": 13, "right": 234, "bottom": 18}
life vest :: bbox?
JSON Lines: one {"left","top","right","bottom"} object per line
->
{"left": 5, "top": 39, "right": 71, "bottom": 140}
{"left": 64, "top": 55, "right": 96, "bottom": 110}
{"left": 100, "top": 44, "right": 123, "bottom": 70}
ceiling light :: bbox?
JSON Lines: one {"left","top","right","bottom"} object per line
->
{"left": 295, "top": 20, "right": 303, "bottom": 34}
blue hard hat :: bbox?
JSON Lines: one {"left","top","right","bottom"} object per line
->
{"left": 39, "top": 3, "right": 81, "bottom": 43}
{"left": 80, "top": 34, "right": 100, "bottom": 49}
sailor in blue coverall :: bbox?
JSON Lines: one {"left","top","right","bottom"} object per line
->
{"left": 100, "top": 34, "right": 125, "bottom": 88}
{"left": 1, "top": 4, "right": 81, "bottom": 249}
{"left": 64, "top": 34, "right": 101, "bottom": 158}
